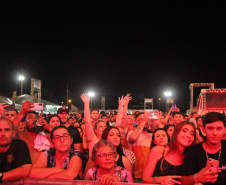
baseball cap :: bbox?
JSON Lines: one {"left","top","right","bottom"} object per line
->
{"left": 57, "top": 107, "right": 69, "bottom": 114}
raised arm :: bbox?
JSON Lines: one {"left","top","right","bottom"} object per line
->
{"left": 163, "top": 107, "right": 173, "bottom": 124}
{"left": 0, "top": 103, "right": 9, "bottom": 118}
{"left": 122, "top": 94, "right": 132, "bottom": 128}
{"left": 80, "top": 93, "right": 95, "bottom": 142}
{"left": 128, "top": 111, "right": 149, "bottom": 143}
{"left": 12, "top": 101, "right": 34, "bottom": 129}
{"left": 115, "top": 95, "right": 127, "bottom": 127}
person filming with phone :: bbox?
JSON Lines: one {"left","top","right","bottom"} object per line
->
{"left": 12, "top": 101, "right": 50, "bottom": 163}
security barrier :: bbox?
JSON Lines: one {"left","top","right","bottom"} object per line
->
{"left": 1, "top": 178, "right": 157, "bottom": 185}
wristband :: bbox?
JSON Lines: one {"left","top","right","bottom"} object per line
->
{"left": 153, "top": 177, "right": 155, "bottom": 184}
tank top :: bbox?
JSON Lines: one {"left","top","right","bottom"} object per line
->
{"left": 153, "top": 148, "right": 182, "bottom": 177}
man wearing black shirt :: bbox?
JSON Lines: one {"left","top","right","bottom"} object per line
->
{"left": 181, "top": 112, "right": 226, "bottom": 185}
{"left": 57, "top": 107, "right": 82, "bottom": 151}
{"left": 0, "top": 118, "right": 31, "bottom": 182}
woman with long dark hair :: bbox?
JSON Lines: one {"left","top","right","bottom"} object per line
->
{"left": 142, "top": 121, "right": 196, "bottom": 185}
{"left": 150, "top": 128, "right": 170, "bottom": 149}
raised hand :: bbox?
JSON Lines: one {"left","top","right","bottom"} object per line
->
{"left": 125, "top": 93, "right": 132, "bottom": 104}
{"left": 118, "top": 95, "right": 127, "bottom": 106}
{"left": 20, "top": 101, "right": 34, "bottom": 114}
{"left": 0, "top": 103, "right": 9, "bottom": 117}
{"left": 80, "top": 93, "right": 90, "bottom": 104}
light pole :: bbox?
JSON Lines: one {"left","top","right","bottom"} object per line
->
{"left": 88, "top": 92, "right": 95, "bottom": 110}
{"left": 159, "top": 98, "right": 161, "bottom": 110}
{"left": 164, "top": 91, "right": 172, "bottom": 112}
{"left": 68, "top": 99, "right": 72, "bottom": 111}
{"left": 19, "top": 69, "right": 25, "bottom": 95}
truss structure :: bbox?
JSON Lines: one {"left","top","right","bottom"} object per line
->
{"left": 189, "top": 83, "right": 214, "bottom": 113}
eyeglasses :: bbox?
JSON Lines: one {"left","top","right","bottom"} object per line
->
{"left": 97, "top": 152, "right": 115, "bottom": 159}
{"left": 53, "top": 133, "right": 70, "bottom": 141}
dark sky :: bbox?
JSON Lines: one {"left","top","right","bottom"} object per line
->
{"left": 0, "top": 2, "right": 225, "bottom": 112}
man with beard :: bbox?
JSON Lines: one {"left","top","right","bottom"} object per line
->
{"left": 0, "top": 118, "right": 31, "bottom": 182}
{"left": 57, "top": 107, "right": 82, "bottom": 151}
{"left": 12, "top": 101, "right": 46, "bottom": 163}
{"left": 18, "top": 110, "right": 40, "bottom": 163}
{"left": 127, "top": 112, "right": 153, "bottom": 183}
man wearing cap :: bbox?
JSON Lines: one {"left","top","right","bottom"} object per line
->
{"left": 0, "top": 118, "right": 32, "bottom": 182}
{"left": 57, "top": 107, "right": 82, "bottom": 151}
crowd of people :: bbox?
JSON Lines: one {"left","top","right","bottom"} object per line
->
{"left": 0, "top": 93, "right": 226, "bottom": 185}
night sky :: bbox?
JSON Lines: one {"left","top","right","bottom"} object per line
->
{"left": 0, "top": 2, "right": 225, "bottom": 112}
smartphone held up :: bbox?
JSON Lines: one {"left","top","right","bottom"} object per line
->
{"left": 172, "top": 104, "right": 177, "bottom": 112}
{"left": 29, "top": 103, "right": 43, "bottom": 111}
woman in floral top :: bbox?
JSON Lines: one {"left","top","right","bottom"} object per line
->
{"left": 29, "top": 126, "right": 83, "bottom": 180}
{"left": 85, "top": 140, "right": 132, "bottom": 184}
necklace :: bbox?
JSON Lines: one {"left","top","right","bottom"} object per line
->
{"left": 204, "top": 143, "right": 221, "bottom": 161}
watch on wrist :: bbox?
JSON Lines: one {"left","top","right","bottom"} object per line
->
{"left": 0, "top": 172, "right": 3, "bottom": 183}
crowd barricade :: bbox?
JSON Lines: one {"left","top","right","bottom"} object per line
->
{"left": 1, "top": 178, "right": 157, "bottom": 185}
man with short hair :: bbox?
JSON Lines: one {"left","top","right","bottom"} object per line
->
{"left": 90, "top": 108, "right": 100, "bottom": 126}
{"left": 68, "top": 117, "right": 75, "bottom": 126}
{"left": 4, "top": 109, "right": 18, "bottom": 121}
{"left": 0, "top": 118, "right": 31, "bottom": 182}
{"left": 101, "top": 114, "right": 110, "bottom": 127}
{"left": 181, "top": 112, "right": 226, "bottom": 185}
{"left": 17, "top": 110, "right": 41, "bottom": 163}
{"left": 57, "top": 107, "right": 82, "bottom": 151}
{"left": 172, "top": 111, "right": 182, "bottom": 126}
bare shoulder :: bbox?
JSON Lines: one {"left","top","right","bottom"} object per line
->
{"left": 122, "top": 155, "right": 130, "bottom": 163}
{"left": 149, "top": 146, "right": 165, "bottom": 158}
{"left": 145, "top": 146, "right": 165, "bottom": 166}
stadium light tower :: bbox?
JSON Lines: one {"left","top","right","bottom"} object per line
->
{"left": 164, "top": 91, "right": 172, "bottom": 97}
{"left": 164, "top": 90, "right": 172, "bottom": 112}
{"left": 88, "top": 92, "right": 95, "bottom": 109}
{"left": 19, "top": 69, "right": 25, "bottom": 95}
